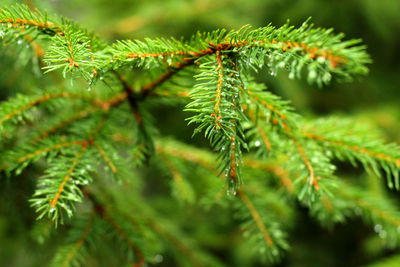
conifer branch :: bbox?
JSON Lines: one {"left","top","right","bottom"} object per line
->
{"left": 83, "top": 189, "right": 145, "bottom": 267}
{"left": 49, "top": 140, "right": 89, "bottom": 210}
{"left": 238, "top": 190, "right": 273, "bottom": 247}
{"left": 59, "top": 210, "right": 96, "bottom": 267}
{"left": 91, "top": 141, "right": 117, "bottom": 174}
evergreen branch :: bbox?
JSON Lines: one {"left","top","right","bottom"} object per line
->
{"left": 49, "top": 141, "right": 89, "bottom": 210}
{"left": 32, "top": 107, "right": 99, "bottom": 143}
{"left": 59, "top": 210, "right": 96, "bottom": 267}
{"left": 302, "top": 117, "right": 400, "bottom": 189}
{"left": 159, "top": 153, "right": 194, "bottom": 203}
{"left": 0, "top": 92, "right": 98, "bottom": 131}
{"left": 0, "top": 139, "right": 87, "bottom": 173}
{"left": 244, "top": 159, "right": 294, "bottom": 193}
{"left": 238, "top": 190, "right": 273, "bottom": 247}
{"left": 292, "top": 137, "right": 319, "bottom": 190}
{"left": 0, "top": 4, "right": 61, "bottom": 35}
{"left": 84, "top": 189, "right": 145, "bottom": 267}
{"left": 91, "top": 140, "right": 117, "bottom": 174}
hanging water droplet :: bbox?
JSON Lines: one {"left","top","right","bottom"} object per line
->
{"left": 254, "top": 140, "right": 261, "bottom": 147}
{"left": 154, "top": 254, "right": 163, "bottom": 263}
{"left": 323, "top": 72, "right": 332, "bottom": 82}
{"left": 311, "top": 157, "right": 319, "bottom": 163}
{"left": 99, "top": 76, "right": 104, "bottom": 80}
{"left": 49, "top": 208, "right": 55, "bottom": 213}
{"left": 308, "top": 70, "right": 317, "bottom": 79}
{"left": 221, "top": 146, "right": 225, "bottom": 151}
{"left": 270, "top": 70, "right": 276, "bottom": 76}
{"left": 317, "top": 56, "right": 325, "bottom": 63}
{"left": 17, "top": 40, "right": 22, "bottom": 45}
{"left": 374, "top": 224, "right": 382, "bottom": 233}
{"left": 232, "top": 190, "right": 237, "bottom": 196}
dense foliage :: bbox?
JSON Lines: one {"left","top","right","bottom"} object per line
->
{"left": 1, "top": 1, "right": 399, "bottom": 266}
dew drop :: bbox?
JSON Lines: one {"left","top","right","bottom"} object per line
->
{"left": 99, "top": 76, "right": 104, "bottom": 80}
{"left": 17, "top": 40, "right": 22, "bottom": 45}
{"left": 221, "top": 146, "right": 225, "bottom": 151}
{"left": 317, "top": 56, "right": 325, "bottom": 63}
{"left": 254, "top": 140, "right": 261, "bottom": 147}
{"left": 154, "top": 254, "right": 163, "bottom": 263}
{"left": 374, "top": 224, "right": 382, "bottom": 233}
{"left": 49, "top": 208, "right": 55, "bottom": 213}
{"left": 270, "top": 70, "right": 276, "bottom": 76}
{"left": 308, "top": 70, "right": 317, "bottom": 79}
{"left": 311, "top": 157, "right": 319, "bottom": 163}
{"left": 232, "top": 190, "right": 237, "bottom": 196}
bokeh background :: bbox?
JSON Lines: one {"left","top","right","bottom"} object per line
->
{"left": 1, "top": 0, "right": 399, "bottom": 266}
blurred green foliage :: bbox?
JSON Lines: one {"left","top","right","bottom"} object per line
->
{"left": 0, "top": 0, "right": 399, "bottom": 266}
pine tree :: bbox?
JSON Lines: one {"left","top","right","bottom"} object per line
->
{"left": 0, "top": 3, "right": 399, "bottom": 266}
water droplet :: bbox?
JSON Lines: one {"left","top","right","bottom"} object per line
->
{"left": 374, "top": 224, "right": 382, "bottom": 233}
{"left": 270, "top": 70, "right": 276, "bottom": 76}
{"left": 254, "top": 140, "right": 261, "bottom": 147}
{"left": 99, "top": 76, "right": 104, "bottom": 80}
{"left": 221, "top": 146, "right": 225, "bottom": 151}
{"left": 308, "top": 70, "right": 317, "bottom": 79}
{"left": 154, "top": 254, "right": 163, "bottom": 263}
{"left": 317, "top": 57, "right": 325, "bottom": 63}
{"left": 249, "top": 58, "right": 253, "bottom": 63}
{"left": 17, "top": 40, "right": 22, "bottom": 45}
{"left": 232, "top": 190, "right": 237, "bottom": 196}
{"left": 289, "top": 72, "right": 295, "bottom": 79}
{"left": 226, "top": 189, "right": 231, "bottom": 196}
{"left": 49, "top": 208, "right": 55, "bottom": 213}
{"left": 323, "top": 72, "right": 332, "bottom": 82}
